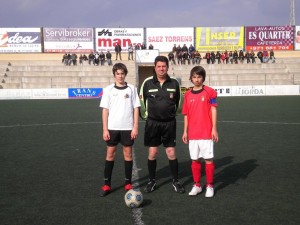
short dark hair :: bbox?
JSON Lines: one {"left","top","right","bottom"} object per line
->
{"left": 154, "top": 55, "right": 169, "bottom": 68}
{"left": 189, "top": 66, "right": 206, "bottom": 82}
{"left": 112, "top": 63, "right": 128, "bottom": 75}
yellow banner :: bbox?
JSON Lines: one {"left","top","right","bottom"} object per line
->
{"left": 196, "top": 27, "right": 244, "bottom": 51}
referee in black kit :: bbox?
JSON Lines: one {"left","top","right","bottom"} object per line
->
{"left": 139, "top": 55, "right": 185, "bottom": 194}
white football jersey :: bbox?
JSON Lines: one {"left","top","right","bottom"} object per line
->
{"left": 100, "top": 83, "right": 140, "bottom": 130}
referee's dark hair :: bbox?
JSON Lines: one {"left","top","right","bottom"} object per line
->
{"left": 154, "top": 55, "right": 169, "bottom": 68}
{"left": 189, "top": 66, "right": 206, "bottom": 82}
{"left": 112, "top": 63, "right": 128, "bottom": 76}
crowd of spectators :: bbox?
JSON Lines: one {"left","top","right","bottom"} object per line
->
{"left": 62, "top": 45, "right": 276, "bottom": 66}
{"left": 62, "top": 53, "right": 81, "bottom": 66}
{"left": 62, "top": 51, "right": 113, "bottom": 66}
{"left": 168, "top": 45, "right": 276, "bottom": 65}
{"left": 61, "top": 42, "right": 156, "bottom": 66}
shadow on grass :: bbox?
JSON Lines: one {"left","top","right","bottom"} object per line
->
{"left": 136, "top": 156, "right": 256, "bottom": 191}
{"left": 214, "top": 159, "right": 259, "bottom": 192}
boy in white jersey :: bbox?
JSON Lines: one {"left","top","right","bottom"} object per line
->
{"left": 182, "top": 66, "right": 219, "bottom": 197}
{"left": 99, "top": 63, "right": 140, "bottom": 197}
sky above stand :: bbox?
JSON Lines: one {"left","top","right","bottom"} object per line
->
{"left": 0, "top": 0, "right": 299, "bottom": 28}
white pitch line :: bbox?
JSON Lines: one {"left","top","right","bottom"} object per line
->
{"left": 217, "top": 120, "right": 300, "bottom": 125}
{"left": 0, "top": 120, "right": 299, "bottom": 129}
{"left": 131, "top": 148, "right": 145, "bottom": 225}
{"left": 0, "top": 121, "right": 101, "bottom": 128}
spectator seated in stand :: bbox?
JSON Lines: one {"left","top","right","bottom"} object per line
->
{"left": 262, "top": 50, "right": 269, "bottom": 63}
{"left": 269, "top": 50, "right": 275, "bottom": 63}
{"left": 168, "top": 51, "right": 176, "bottom": 65}
{"left": 99, "top": 51, "right": 105, "bottom": 66}
{"left": 88, "top": 52, "right": 95, "bottom": 65}
{"left": 106, "top": 51, "right": 112, "bottom": 66}
{"left": 250, "top": 50, "right": 256, "bottom": 64}
{"left": 257, "top": 51, "right": 263, "bottom": 63}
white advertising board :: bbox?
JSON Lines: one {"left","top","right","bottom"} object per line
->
{"left": 43, "top": 28, "right": 94, "bottom": 53}
{"left": 146, "top": 27, "right": 194, "bottom": 52}
{"left": 95, "top": 28, "right": 144, "bottom": 52}
{"left": 265, "top": 85, "right": 300, "bottom": 95}
{"left": 31, "top": 89, "right": 69, "bottom": 99}
{"left": 135, "top": 50, "right": 159, "bottom": 63}
{"left": 0, "top": 89, "right": 68, "bottom": 99}
{"left": 211, "top": 85, "right": 300, "bottom": 96}
{"left": 0, "top": 28, "right": 42, "bottom": 53}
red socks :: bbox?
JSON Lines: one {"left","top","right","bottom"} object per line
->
{"left": 205, "top": 163, "right": 215, "bottom": 186}
{"left": 191, "top": 161, "right": 215, "bottom": 187}
{"left": 191, "top": 161, "right": 201, "bottom": 185}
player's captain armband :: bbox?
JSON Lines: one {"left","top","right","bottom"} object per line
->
{"left": 210, "top": 98, "right": 217, "bottom": 105}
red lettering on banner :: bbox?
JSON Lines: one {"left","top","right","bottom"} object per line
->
{"left": 97, "top": 38, "right": 132, "bottom": 47}
{"left": 164, "top": 36, "right": 192, "bottom": 42}
{"left": 246, "top": 46, "right": 293, "bottom": 51}
{"left": 148, "top": 36, "right": 163, "bottom": 42}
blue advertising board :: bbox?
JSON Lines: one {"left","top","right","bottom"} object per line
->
{"left": 68, "top": 88, "right": 103, "bottom": 99}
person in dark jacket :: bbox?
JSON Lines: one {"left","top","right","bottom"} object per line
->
{"left": 216, "top": 51, "right": 221, "bottom": 64}
{"left": 238, "top": 50, "right": 244, "bottom": 64}
{"left": 210, "top": 51, "right": 216, "bottom": 64}
{"left": 245, "top": 51, "right": 251, "bottom": 64}
{"left": 115, "top": 43, "right": 122, "bottom": 60}
{"left": 257, "top": 51, "right": 263, "bottom": 63}
{"left": 139, "top": 56, "right": 185, "bottom": 194}
{"left": 99, "top": 51, "right": 105, "bottom": 66}
{"left": 250, "top": 50, "right": 256, "bottom": 64}
{"left": 205, "top": 51, "right": 211, "bottom": 64}
{"left": 233, "top": 50, "right": 239, "bottom": 64}
{"left": 106, "top": 51, "right": 112, "bottom": 66}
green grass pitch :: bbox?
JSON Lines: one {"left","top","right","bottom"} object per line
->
{"left": 0, "top": 96, "right": 299, "bottom": 225}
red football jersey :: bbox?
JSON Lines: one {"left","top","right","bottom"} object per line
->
{"left": 182, "top": 85, "right": 217, "bottom": 140}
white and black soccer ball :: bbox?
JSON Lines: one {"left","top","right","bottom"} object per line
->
{"left": 124, "top": 189, "right": 143, "bottom": 208}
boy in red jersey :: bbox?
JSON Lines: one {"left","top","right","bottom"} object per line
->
{"left": 182, "top": 66, "right": 219, "bottom": 197}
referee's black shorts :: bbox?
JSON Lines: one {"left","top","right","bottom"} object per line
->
{"left": 144, "top": 119, "right": 176, "bottom": 147}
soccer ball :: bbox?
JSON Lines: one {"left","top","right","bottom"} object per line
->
{"left": 124, "top": 189, "right": 143, "bottom": 208}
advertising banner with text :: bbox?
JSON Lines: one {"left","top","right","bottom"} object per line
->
{"left": 146, "top": 27, "right": 194, "bottom": 52}
{"left": 195, "top": 27, "right": 244, "bottom": 51}
{"left": 43, "top": 28, "right": 94, "bottom": 53}
{"left": 213, "top": 85, "right": 300, "bottom": 96}
{"left": 295, "top": 26, "right": 300, "bottom": 50}
{"left": 0, "top": 28, "right": 42, "bottom": 53}
{"left": 245, "top": 26, "right": 294, "bottom": 51}
{"left": 0, "top": 89, "right": 68, "bottom": 99}
{"left": 95, "top": 28, "right": 144, "bottom": 52}
{"left": 68, "top": 88, "right": 103, "bottom": 99}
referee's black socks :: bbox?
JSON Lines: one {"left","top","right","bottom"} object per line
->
{"left": 169, "top": 158, "right": 179, "bottom": 181}
{"left": 148, "top": 159, "right": 157, "bottom": 181}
